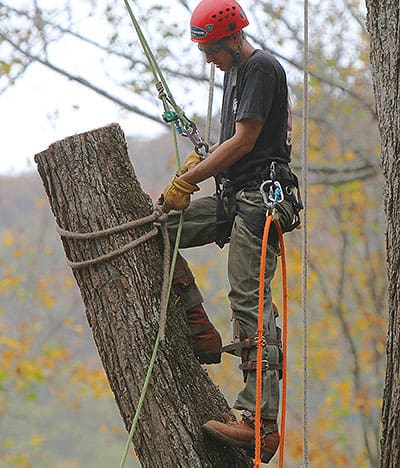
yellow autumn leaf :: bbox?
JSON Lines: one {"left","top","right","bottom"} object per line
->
{"left": 12, "top": 249, "right": 23, "bottom": 258}
{"left": 30, "top": 434, "right": 45, "bottom": 446}
{"left": 17, "top": 288, "right": 27, "bottom": 300}
{"left": 73, "top": 324, "right": 85, "bottom": 335}
{"left": 99, "top": 424, "right": 108, "bottom": 434}
{"left": 3, "top": 231, "right": 14, "bottom": 247}
{"left": 63, "top": 277, "right": 74, "bottom": 290}
{"left": 62, "top": 317, "right": 73, "bottom": 327}
{"left": 2, "top": 437, "right": 14, "bottom": 448}
{"left": 35, "top": 197, "right": 46, "bottom": 209}
{"left": 0, "top": 336, "right": 20, "bottom": 349}
{"left": 113, "top": 425, "right": 121, "bottom": 434}
{"left": 42, "top": 294, "right": 55, "bottom": 309}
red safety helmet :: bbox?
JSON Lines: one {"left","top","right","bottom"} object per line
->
{"left": 190, "top": 0, "right": 249, "bottom": 43}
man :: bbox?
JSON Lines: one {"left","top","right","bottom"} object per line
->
{"left": 160, "top": 0, "right": 301, "bottom": 463}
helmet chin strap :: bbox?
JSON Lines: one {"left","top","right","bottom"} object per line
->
{"left": 223, "top": 31, "right": 244, "bottom": 68}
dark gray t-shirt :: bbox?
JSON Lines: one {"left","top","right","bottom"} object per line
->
{"left": 220, "top": 49, "right": 291, "bottom": 181}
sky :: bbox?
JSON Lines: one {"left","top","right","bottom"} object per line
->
{"left": 0, "top": 0, "right": 303, "bottom": 175}
{"left": 0, "top": 0, "right": 184, "bottom": 175}
{"left": 0, "top": 57, "right": 164, "bottom": 175}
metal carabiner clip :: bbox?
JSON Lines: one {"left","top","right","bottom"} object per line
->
{"left": 260, "top": 180, "right": 284, "bottom": 206}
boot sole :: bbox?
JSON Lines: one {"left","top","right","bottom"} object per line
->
{"left": 196, "top": 352, "right": 221, "bottom": 365}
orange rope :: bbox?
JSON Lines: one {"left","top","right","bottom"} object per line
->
{"left": 254, "top": 216, "right": 288, "bottom": 468}
{"left": 254, "top": 214, "right": 272, "bottom": 468}
{"left": 277, "top": 220, "right": 288, "bottom": 468}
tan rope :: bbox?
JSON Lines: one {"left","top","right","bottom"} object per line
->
{"left": 61, "top": 226, "right": 160, "bottom": 269}
{"left": 158, "top": 220, "right": 171, "bottom": 342}
{"left": 56, "top": 205, "right": 171, "bottom": 340}
{"left": 56, "top": 208, "right": 168, "bottom": 270}
{"left": 56, "top": 210, "right": 163, "bottom": 240}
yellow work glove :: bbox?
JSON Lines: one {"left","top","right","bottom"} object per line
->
{"left": 180, "top": 150, "right": 203, "bottom": 174}
{"left": 161, "top": 174, "right": 199, "bottom": 213}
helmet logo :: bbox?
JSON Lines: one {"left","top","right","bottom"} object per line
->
{"left": 191, "top": 25, "right": 207, "bottom": 39}
{"left": 205, "top": 24, "right": 214, "bottom": 32}
{"left": 226, "top": 21, "right": 236, "bottom": 32}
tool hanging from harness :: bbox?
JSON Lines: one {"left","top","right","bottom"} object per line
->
{"left": 215, "top": 160, "right": 303, "bottom": 248}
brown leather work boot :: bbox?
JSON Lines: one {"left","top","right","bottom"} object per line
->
{"left": 186, "top": 304, "right": 222, "bottom": 364}
{"left": 202, "top": 410, "right": 280, "bottom": 463}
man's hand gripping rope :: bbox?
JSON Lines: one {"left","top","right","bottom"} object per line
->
{"left": 159, "top": 149, "right": 204, "bottom": 213}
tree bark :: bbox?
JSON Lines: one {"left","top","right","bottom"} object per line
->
{"left": 34, "top": 123, "right": 252, "bottom": 468}
{"left": 366, "top": 3, "right": 400, "bottom": 467}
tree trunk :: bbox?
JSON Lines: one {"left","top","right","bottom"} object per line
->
{"left": 366, "top": 3, "right": 400, "bottom": 467}
{"left": 34, "top": 123, "right": 251, "bottom": 468}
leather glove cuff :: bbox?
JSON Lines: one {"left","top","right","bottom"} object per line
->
{"left": 173, "top": 175, "right": 199, "bottom": 194}
{"left": 180, "top": 150, "right": 203, "bottom": 174}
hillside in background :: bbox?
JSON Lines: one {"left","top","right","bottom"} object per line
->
{"left": 0, "top": 128, "right": 229, "bottom": 468}
{"left": 0, "top": 125, "right": 387, "bottom": 467}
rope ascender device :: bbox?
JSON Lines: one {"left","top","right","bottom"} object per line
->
{"left": 122, "top": 0, "right": 209, "bottom": 160}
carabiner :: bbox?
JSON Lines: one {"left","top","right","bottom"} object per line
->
{"left": 260, "top": 180, "right": 284, "bottom": 206}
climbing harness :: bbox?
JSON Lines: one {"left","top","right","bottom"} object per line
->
{"left": 214, "top": 160, "right": 303, "bottom": 249}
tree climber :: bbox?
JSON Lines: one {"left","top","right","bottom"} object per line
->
{"left": 160, "top": 0, "right": 302, "bottom": 463}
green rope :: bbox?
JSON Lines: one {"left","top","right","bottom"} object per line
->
{"left": 118, "top": 216, "right": 183, "bottom": 468}
{"left": 122, "top": 0, "right": 192, "bottom": 129}
{"left": 118, "top": 2, "right": 189, "bottom": 466}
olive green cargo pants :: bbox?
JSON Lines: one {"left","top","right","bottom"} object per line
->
{"left": 167, "top": 188, "right": 294, "bottom": 420}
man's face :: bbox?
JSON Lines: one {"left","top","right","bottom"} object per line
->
{"left": 197, "top": 37, "right": 235, "bottom": 71}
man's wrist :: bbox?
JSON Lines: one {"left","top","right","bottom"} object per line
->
{"left": 179, "top": 171, "right": 198, "bottom": 186}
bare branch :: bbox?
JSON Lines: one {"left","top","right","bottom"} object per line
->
{"left": 0, "top": 32, "right": 167, "bottom": 128}
{"left": 291, "top": 161, "right": 379, "bottom": 185}
{"left": 343, "top": 0, "right": 368, "bottom": 35}
{"left": 247, "top": 31, "right": 376, "bottom": 117}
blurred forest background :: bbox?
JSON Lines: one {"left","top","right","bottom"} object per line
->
{"left": 0, "top": 0, "right": 385, "bottom": 467}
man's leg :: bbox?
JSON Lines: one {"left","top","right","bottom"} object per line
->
{"left": 202, "top": 190, "right": 283, "bottom": 463}
{"left": 167, "top": 196, "right": 222, "bottom": 364}
{"left": 229, "top": 216, "right": 281, "bottom": 420}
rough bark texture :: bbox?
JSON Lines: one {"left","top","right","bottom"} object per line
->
{"left": 34, "top": 123, "right": 252, "bottom": 468}
{"left": 366, "top": 3, "right": 400, "bottom": 467}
